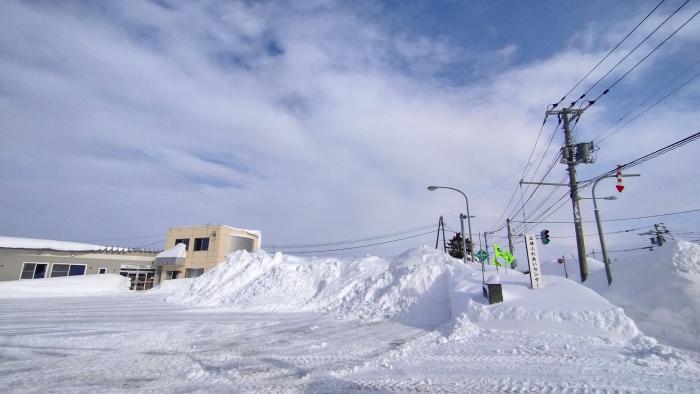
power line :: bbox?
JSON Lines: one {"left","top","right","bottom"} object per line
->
{"left": 512, "top": 207, "right": 700, "bottom": 224}
{"left": 132, "top": 239, "right": 165, "bottom": 249}
{"left": 608, "top": 246, "right": 654, "bottom": 253}
{"left": 486, "top": 115, "right": 552, "bottom": 232}
{"left": 596, "top": 69, "right": 700, "bottom": 143}
{"left": 587, "top": 130, "right": 700, "bottom": 183}
{"left": 595, "top": 56, "right": 700, "bottom": 141}
{"left": 77, "top": 233, "right": 164, "bottom": 242}
{"left": 553, "top": 0, "right": 667, "bottom": 108}
{"left": 586, "top": 7, "right": 700, "bottom": 107}
{"left": 574, "top": 0, "right": 691, "bottom": 107}
{"left": 264, "top": 224, "right": 435, "bottom": 249}
{"left": 280, "top": 230, "right": 435, "bottom": 254}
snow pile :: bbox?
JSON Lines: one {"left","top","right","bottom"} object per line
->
{"left": 170, "top": 246, "right": 640, "bottom": 342}
{"left": 149, "top": 278, "right": 195, "bottom": 297}
{"left": 173, "top": 247, "right": 455, "bottom": 327}
{"left": 0, "top": 274, "right": 131, "bottom": 299}
{"left": 448, "top": 265, "right": 638, "bottom": 341}
{"left": 602, "top": 240, "right": 700, "bottom": 351}
{"left": 541, "top": 240, "right": 700, "bottom": 351}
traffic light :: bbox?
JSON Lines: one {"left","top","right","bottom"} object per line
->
{"left": 540, "top": 229, "right": 550, "bottom": 245}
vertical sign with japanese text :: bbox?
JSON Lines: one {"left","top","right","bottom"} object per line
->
{"left": 525, "top": 234, "right": 543, "bottom": 289}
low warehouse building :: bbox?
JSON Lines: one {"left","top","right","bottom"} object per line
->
{"left": 0, "top": 224, "right": 261, "bottom": 291}
{"left": 0, "top": 236, "right": 159, "bottom": 290}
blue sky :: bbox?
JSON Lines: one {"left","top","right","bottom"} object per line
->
{"left": 0, "top": 0, "right": 699, "bottom": 262}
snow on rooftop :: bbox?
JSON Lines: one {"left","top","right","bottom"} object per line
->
{"left": 0, "top": 235, "right": 105, "bottom": 252}
{"left": 156, "top": 243, "right": 187, "bottom": 259}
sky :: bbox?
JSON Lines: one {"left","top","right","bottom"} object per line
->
{"left": 1, "top": 0, "right": 699, "bottom": 264}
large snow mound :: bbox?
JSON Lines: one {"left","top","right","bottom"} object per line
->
{"left": 170, "top": 247, "right": 639, "bottom": 341}
{"left": 0, "top": 274, "right": 132, "bottom": 298}
{"left": 542, "top": 240, "right": 700, "bottom": 351}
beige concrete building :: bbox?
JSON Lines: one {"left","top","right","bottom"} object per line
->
{"left": 155, "top": 225, "right": 261, "bottom": 282}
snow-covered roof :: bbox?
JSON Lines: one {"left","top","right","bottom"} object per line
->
{"left": 0, "top": 236, "right": 105, "bottom": 252}
{"left": 156, "top": 243, "right": 187, "bottom": 259}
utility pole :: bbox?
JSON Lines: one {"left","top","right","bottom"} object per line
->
{"left": 506, "top": 218, "right": 514, "bottom": 255}
{"left": 546, "top": 107, "right": 590, "bottom": 282}
{"left": 459, "top": 213, "right": 468, "bottom": 265}
{"left": 435, "top": 216, "right": 447, "bottom": 252}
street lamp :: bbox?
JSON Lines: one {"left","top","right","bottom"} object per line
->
{"left": 591, "top": 174, "right": 640, "bottom": 286}
{"left": 427, "top": 186, "right": 474, "bottom": 264}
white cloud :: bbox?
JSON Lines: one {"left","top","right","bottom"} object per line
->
{"left": 0, "top": 0, "right": 698, "bottom": 263}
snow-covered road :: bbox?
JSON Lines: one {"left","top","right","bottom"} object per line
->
{"left": 1, "top": 294, "right": 699, "bottom": 393}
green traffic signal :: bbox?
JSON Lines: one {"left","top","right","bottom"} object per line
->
{"left": 540, "top": 229, "right": 550, "bottom": 245}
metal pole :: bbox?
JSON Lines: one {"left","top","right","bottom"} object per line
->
{"left": 459, "top": 214, "right": 468, "bottom": 265}
{"left": 435, "top": 216, "right": 441, "bottom": 250}
{"left": 592, "top": 174, "right": 639, "bottom": 286}
{"left": 442, "top": 221, "right": 447, "bottom": 253}
{"left": 478, "top": 232, "right": 484, "bottom": 284}
{"left": 485, "top": 231, "right": 497, "bottom": 273}
{"left": 562, "top": 255, "right": 568, "bottom": 278}
{"left": 465, "top": 196, "right": 473, "bottom": 261}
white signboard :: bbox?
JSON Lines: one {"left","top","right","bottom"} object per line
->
{"left": 525, "top": 234, "right": 543, "bottom": 289}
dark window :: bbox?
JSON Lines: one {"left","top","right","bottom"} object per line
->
{"left": 98, "top": 268, "right": 107, "bottom": 274}
{"left": 68, "top": 265, "right": 86, "bottom": 276}
{"left": 51, "top": 264, "right": 85, "bottom": 277}
{"left": 51, "top": 264, "right": 70, "bottom": 277}
{"left": 175, "top": 238, "right": 190, "bottom": 250}
{"left": 194, "top": 237, "right": 209, "bottom": 251}
{"left": 20, "top": 263, "right": 48, "bottom": 279}
{"left": 185, "top": 268, "right": 204, "bottom": 278}
{"left": 21, "top": 263, "right": 35, "bottom": 279}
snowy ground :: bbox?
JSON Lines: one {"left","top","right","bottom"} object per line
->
{"left": 1, "top": 293, "right": 700, "bottom": 393}
{"left": 2, "top": 247, "right": 700, "bottom": 392}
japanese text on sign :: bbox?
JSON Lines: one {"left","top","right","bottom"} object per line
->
{"left": 525, "top": 234, "right": 543, "bottom": 289}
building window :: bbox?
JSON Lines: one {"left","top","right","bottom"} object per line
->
{"left": 166, "top": 270, "right": 180, "bottom": 280}
{"left": 50, "top": 264, "right": 86, "bottom": 277}
{"left": 98, "top": 268, "right": 108, "bottom": 274}
{"left": 185, "top": 268, "right": 204, "bottom": 278}
{"left": 193, "top": 237, "right": 209, "bottom": 251}
{"left": 175, "top": 238, "right": 190, "bottom": 250}
{"left": 20, "top": 263, "right": 48, "bottom": 279}
{"left": 119, "top": 265, "right": 156, "bottom": 291}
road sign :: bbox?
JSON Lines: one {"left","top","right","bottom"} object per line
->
{"left": 475, "top": 249, "right": 488, "bottom": 262}
{"left": 524, "top": 234, "right": 543, "bottom": 289}
{"left": 616, "top": 165, "right": 624, "bottom": 192}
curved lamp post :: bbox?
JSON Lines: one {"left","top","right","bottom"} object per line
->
{"left": 591, "top": 174, "right": 640, "bottom": 286}
{"left": 427, "top": 186, "right": 473, "bottom": 264}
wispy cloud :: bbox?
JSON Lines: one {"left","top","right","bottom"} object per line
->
{"left": 0, "top": 0, "right": 698, "bottom": 259}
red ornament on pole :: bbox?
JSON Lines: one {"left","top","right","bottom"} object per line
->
{"left": 616, "top": 165, "right": 624, "bottom": 192}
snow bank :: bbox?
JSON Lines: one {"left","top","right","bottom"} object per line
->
{"left": 0, "top": 274, "right": 131, "bottom": 298}
{"left": 173, "top": 247, "right": 455, "bottom": 327}
{"left": 541, "top": 240, "right": 700, "bottom": 351}
{"left": 170, "top": 246, "right": 640, "bottom": 342}
{"left": 603, "top": 240, "right": 700, "bottom": 351}
{"left": 148, "top": 278, "right": 195, "bottom": 297}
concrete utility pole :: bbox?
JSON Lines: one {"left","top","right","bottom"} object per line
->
{"left": 459, "top": 213, "right": 468, "bottom": 265}
{"left": 546, "top": 107, "right": 589, "bottom": 282}
{"left": 506, "top": 218, "right": 514, "bottom": 255}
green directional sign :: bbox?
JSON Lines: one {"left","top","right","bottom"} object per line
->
{"left": 475, "top": 249, "right": 489, "bottom": 262}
